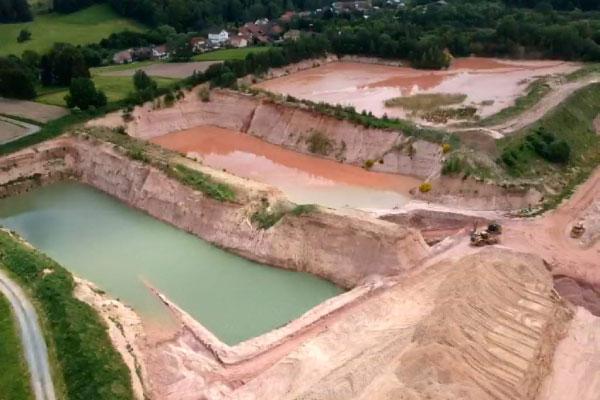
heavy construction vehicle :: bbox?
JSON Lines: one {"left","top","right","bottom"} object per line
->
{"left": 470, "top": 222, "right": 502, "bottom": 247}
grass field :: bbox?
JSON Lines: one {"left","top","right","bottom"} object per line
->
{"left": 36, "top": 74, "right": 176, "bottom": 107}
{"left": 0, "top": 292, "right": 34, "bottom": 400}
{"left": 192, "top": 46, "right": 271, "bottom": 61}
{"left": 0, "top": 4, "right": 145, "bottom": 56}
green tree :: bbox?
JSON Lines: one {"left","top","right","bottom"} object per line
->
{"left": 133, "top": 69, "right": 157, "bottom": 92}
{"left": 16, "top": 28, "right": 31, "bottom": 43}
{"left": 64, "top": 77, "right": 107, "bottom": 110}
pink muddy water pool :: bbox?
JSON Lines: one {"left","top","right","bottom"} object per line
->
{"left": 151, "top": 126, "right": 421, "bottom": 210}
{"left": 254, "top": 58, "right": 578, "bottom": 121}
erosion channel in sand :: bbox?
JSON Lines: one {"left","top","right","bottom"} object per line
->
{"left": 0, "top": 181, "right": 342, "bottom": 345}
{"left": 255, "top": 57, "right": 578, "bottom": 123}
{"left": 152, "top": 125, "right": 421, "bottom": 209}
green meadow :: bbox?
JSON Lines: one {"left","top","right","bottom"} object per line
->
{"left": 0, "top": 4, "right": 145, "bottom": 56}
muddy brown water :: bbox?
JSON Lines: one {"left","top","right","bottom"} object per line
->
{"left": 255, "top": 58, "right": 578, "bottom": 121}
{"left": 152, "top": 125, "right": 421, "bottom": 210}
{"left": 0, "top": 182, "right": 343, "bottom": 345}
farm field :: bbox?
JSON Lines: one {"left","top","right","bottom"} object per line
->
{"left": 96, "top": 61, "right": 220, "bottom": 79}
{"left": 36, "top": 75, "right": 176, "bottom": 107}
{"left": 0, "top": 97, "right": 68, "bottom": 123}
{"left": 0, "top": 4, "right": 145, "bottom": 56}
{"left": 192, "top": 46, "right": 271, "bottom": 61}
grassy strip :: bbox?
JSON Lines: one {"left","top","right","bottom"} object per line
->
{"left": 248, "top": 89, "right": 458, "bottom": 146}
{"left": 384, "top": 93, "right": 466, "bottom": 111}
{"left": 168, "top": 164, "right": 235, "bottom": 202}
{"left": 83, "top": 128, "right": 237, "bottom": 202}
{"left": 0, "top": 114, "right": 43, "bottom": 127}
{"left": 192, "top": 47, "right": 271, "bottom": 61}
{"left": 478, "top": 78, "right": 551, "bottom": 126}
{"left": 0, "top": 231, "right": 134, "bottom": 400}
{"left": 497, "top": 83, "right": 600, "bottom": 210}
{"left": 566, "top": 63, "right": 600, "bottom": 82}
{"left": 0, "top": 292, "right": 34, "bottom": 400}
{"left": 36, "top": 75, "right": 177, "bottom": 107}
{"left": 252, "top": 204, "right": 317, "bottom": 230}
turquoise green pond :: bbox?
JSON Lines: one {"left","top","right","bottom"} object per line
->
{"left": 0, "top": 182, "right": 342, "bottom": 345}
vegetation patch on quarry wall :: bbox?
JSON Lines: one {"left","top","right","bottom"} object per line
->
{"left": 0, "top": 230, "right": 134, "bottom": 400}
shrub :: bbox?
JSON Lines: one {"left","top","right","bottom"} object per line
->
{"left": 364, "top": 159, "right": 375, "bottom": 169}
{"left": 290, "top": 204, "right": 317, "bottom": 216}
{"left": 163, "top": 92, "right": 175, "bottom": 107}
{"left": 252, "top": 208, "right": 284, "bottom": 230}
{"left": 17, "top": 29, "right": 31, "bottom": 43}
{"left": 198, "top": 86, "right": 210, "bottom": 102}
{"left": 442, "top": 143, "right": 452, "bottom": 154}
{"left": 306, "top": 131, "right": 333, "bottom": 155}
{"left": 64, "top": 78, "right": 107, "bottom": 110}
{"left": 419, "top": 182, "right": 432, "bottom": 193}
{"left": 168, "top": 164, "right": 235, "bottom": 202}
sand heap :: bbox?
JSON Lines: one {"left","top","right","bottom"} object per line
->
{"left": 228, "top": 248, "right": 570, "bottom": 400}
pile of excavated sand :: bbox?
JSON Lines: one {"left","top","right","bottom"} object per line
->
{"left": 227, "top": 248, "right": 570, "bottom": 400}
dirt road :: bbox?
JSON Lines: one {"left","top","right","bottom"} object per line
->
{"left": 465, "top": 74, "right": 600, "bottom": 138}
{"left": 0, "top": 269, "right": 56, "bottom": 400}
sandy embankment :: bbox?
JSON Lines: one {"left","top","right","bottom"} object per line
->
{"left": 74, "top": 278, "right": 148, "bottom": 400}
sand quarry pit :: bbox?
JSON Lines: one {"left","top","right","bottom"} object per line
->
{"left": 255, "top": 57, "right": 578, "bottom": 123}
{"left": 3, "top": 132, "right": 600, "bottom": 400}
{"left": 152, "top": 125, "right": 421, "bottom": 209}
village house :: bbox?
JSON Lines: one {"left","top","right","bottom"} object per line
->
{"left": 189, "top": 36, "right": 206, "bottom": 53}
{"left": 229, "top": 36, "right": 248, "bottom": 48}
{"left": 151, "top": 44, "right": 169, "bottom": 60}
{"left": 208, "top": 30, "right": 229, "bottom": 47}
{"left": 112, "top": 49, "right": 133, "bottom": 64}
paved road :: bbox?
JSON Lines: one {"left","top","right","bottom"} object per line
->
{"left": 0, "top": 269, "right": 56, "bottom": 400}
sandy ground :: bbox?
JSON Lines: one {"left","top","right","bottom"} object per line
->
{"left": 0, "top": 97, "right": 68, "bottom": 123}
{"left": 100, "top": 61, "right": 220, "bottom": 79}
{"left": 0, "top": 117, "right": 39, "bottom": 145}
{"left": 151, "top": 126, "right": 420, "bottom": 209}
{"left": 502, "top": 167, "right": 600, "bottom": 286}
{"left": 473, "top": 73, "right": 600, "bottom": 137}
{"left": 255, "top": 57, "right": 578, "bottom": 122}
{"left": 538, "top": 307, "right": 600, "bottom": 400}
{"left": 74, "top": 278, "right": 148, "bottom": 400}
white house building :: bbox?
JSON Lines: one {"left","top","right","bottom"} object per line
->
{"left": 208, "top": 30, "right": 229, "bottom": 46}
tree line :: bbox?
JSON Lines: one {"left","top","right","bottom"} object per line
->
{"left": 295, "top": 0, "right": 600, "bottom": 68}
{"left": 0, "top": 0, "right": 31, "bottom": 22}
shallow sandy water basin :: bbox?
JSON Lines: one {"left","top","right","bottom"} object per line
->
{"left": 151, "top": 125, "right": 421, "bottom": 210}
{"left": 255, "top": 58, "right": 578, "bottom": 121}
